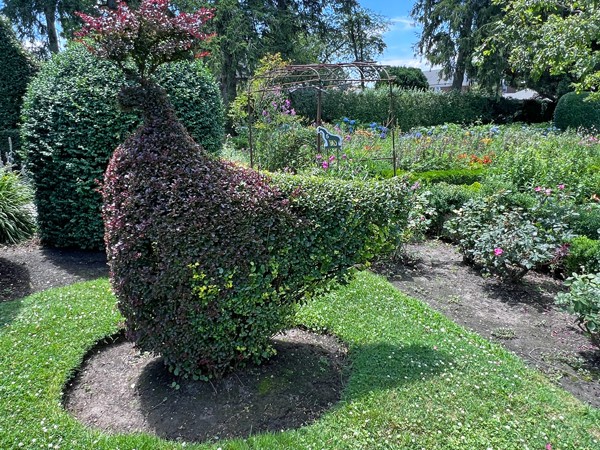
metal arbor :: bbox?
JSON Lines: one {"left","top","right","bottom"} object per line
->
{"left": 246, "top": 62, "right": 398, "bottom": 176}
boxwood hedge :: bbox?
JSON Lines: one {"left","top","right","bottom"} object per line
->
{"left": 22, "top": 44, "right": 224, "bottom": 249}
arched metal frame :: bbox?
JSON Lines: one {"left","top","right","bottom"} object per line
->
{"left": 246, "top": 62, "right": 398, "bottom": 176}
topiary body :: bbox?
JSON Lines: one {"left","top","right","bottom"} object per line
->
{"left": 0, "top": 15, "right": 38, "bottom": 161}
{"left": 22, "top": 44, "right": 224, "bottom": 250}
{"left": 554, "top": 92, "right": 600, "bottom": 131}
{"left": 104, "top": 80, "right": 309, "bottom": 378}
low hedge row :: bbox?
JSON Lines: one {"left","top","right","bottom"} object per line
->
{"left": 290, "top": 88, "right": 553, "bottom": 131}
{"left": 378, "top": 168, "right": 486, "bottom": 185}
{"left": 566, "top": 236, "right": 600, "bottom": 275}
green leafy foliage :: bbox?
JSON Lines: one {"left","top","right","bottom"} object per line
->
{"left": 375, "top": 66, "right": 428, "bottom": 90}
{"left": 0, "top": 15, "right": 37, "bottom": 161}
{"left": 554, "top": 92, "right": 600, "bottom": 131}
{"left": 478, "top": 0, "right": 600, "bottom": 101}
{"left": 571, "top": 206, "right": 600, "bottom": 240}
{"left": 377, "top": 169, "right": 486, "bottom": 185}
{"left": 488, "top": 132, "right": 600, "bottom": 201}
{"left": 414, "top": 168, "right": 486, "bottom": 185}
{"left": 556, "top": 272, "right": 600, "bottom": 347}
{"left": 427, "top": 182, "right": 482, "bottom": 235}
{"left": 0, "top": 167, "right": 35, "bottom": 245}
{"left": 565, "top": 236, "right": 600, "bottom": 276}
{"left": 445, "top": 188, "right": 575, "bottom": 282}
{"left": 21, "top": 44, "right": 224, "bottom": 250}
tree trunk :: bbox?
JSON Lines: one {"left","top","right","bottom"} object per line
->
{"left": 452, "top": 51, "right": 466, "bottom": 91}
{"left": 43, "top": 4, "right": 59, "bottom": 54}
{"left": 219, "top": 52, "right": 237, "bottom": 108}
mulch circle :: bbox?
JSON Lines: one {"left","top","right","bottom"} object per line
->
{"left": 63, "top": 329, "right": 348, "bottom": 444}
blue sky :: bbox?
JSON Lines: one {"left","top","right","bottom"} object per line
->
{"left": 358, "top": 0, "right": 429, "bottom": 68}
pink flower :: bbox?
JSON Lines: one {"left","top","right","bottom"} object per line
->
{"left": 558, "top": 184, "right": 565, "bottom": 189}
{"left": 494, "top": 248, "right": 503, "bottom": 256}
{"left": 316, "top": 154, "right": 322, "bottom": 159}
{"left": 342, "top": 154, "right": 347, "bottom": 159}
{"left": 262, "top": 110, "right": 267, "bottom": 116}
{"left": 546, "top": 445, "right": 552, "bottom": 450}
{"left": 535, "top": 186, "right": 543, "bottom": 192}
{"left": 329, "top": 155, "right": 335, "bottom": 161}
{"left": 545, "top": 188, "right": 552, "bottom": 196}
{"left": 433, "top": 346, "right": 437, "bottom": 350}
{"left": 322, "top": 161, "right": 329, "bottom": 170}
{"left": 291, "top": 109, "right": 296, "bottom": 116}
{"left": 345, "top": 135, "right": 351, "bottom": 141}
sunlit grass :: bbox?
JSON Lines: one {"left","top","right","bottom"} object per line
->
{"left": 1, "top": 273, "right": 599, "bottom": 449}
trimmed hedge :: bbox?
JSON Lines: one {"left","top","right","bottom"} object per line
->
{"left": 571, "top": 207, "right": 600, "bottom": 240}
{"left": 0, "top": 15, "right": 37, "bottom": 162}
{"left": 103, "top": 81, "right": 414, "bottom": 379}
{"left": 22, "top": 44, "right": 224, "bottom": 249}
{"left": 565, "top": 236, "right": 600, "bottom": 275}
{"left": 427, "top": 182, "right": 483, "bottom": 235}
{"left": 554, "top": 92, "right": 600, "bottom": 131}
{"left": 290, "top": 88, "right": 551, "bottom": 130}
{"left": 378, "top": 168, "right": 486, "bottom": 185}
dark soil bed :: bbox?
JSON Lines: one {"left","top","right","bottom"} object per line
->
{"left": 373, "top": 240, "right": 600, "bottom": 409}
{"left": 63, "top": 329, "right": 348, "bottom": 444}
{"left": 0, "top": 238, "right": 108, "bottom": 302}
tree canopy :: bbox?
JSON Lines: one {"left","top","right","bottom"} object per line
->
{"left": 475, "top": 0, "right": 600, "bottom": 100}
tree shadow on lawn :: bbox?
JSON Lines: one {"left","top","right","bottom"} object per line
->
{"left": 39, "top": 248, "right": 108, "bottom": 281}
{"left": 64, "top": 332, "right": 450, "bottom": 444}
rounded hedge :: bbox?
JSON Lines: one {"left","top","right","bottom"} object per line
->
{"left": 0, "top": 15, "right": 38, "bottom": 160}
{"left": 554, "top": 92, "right": 600, "bottom": 131}
{"left": 22, "top": 44, "right": 224, "bottom": 249}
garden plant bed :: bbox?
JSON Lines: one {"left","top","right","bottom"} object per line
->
{"left": 64, "top": 328, "right": 348, "bottom": 443}
{"left": 374, "top": 240, "right": 600, "bottom": 408}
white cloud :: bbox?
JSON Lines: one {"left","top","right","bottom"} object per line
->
{"left": 388, "top": 16, "right": 415, "bottom": 32}
{"left": 378, "top": 58, "right": 438, "bottom": 70}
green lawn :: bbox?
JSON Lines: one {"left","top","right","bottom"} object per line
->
{"left": 1, "top": 272, "right": 599, "bottom": 449}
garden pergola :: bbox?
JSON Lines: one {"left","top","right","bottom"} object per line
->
{"left": 246, "top": 62, "right": 399, "bottom": 176}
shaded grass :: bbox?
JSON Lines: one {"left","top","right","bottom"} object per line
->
{"left": 1, "top": 273, "right": 599, "bottom": 449}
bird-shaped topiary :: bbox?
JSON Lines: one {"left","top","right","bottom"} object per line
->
{"left": 78, "top": 0, "right": 413, "bottom": 380}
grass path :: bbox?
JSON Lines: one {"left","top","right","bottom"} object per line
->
{"left": 1, "top": 272, "right": 599, "bottom": 449}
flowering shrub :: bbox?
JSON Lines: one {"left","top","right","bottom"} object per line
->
{"left": 445, "top": 187, "right": 576, "bottom": 282}
{"left": 556, "top": 273, "right": 600, "bottom": 347}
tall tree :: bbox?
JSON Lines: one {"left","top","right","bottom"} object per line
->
{"left": 411, "top": 0, "right": 503, "bottom": 91}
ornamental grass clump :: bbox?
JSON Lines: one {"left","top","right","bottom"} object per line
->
{"left": 0, "top": 165, "right": 35, "bottom": 245}
{"left": 79, "top": 0, "right": 412, "bottom": 380}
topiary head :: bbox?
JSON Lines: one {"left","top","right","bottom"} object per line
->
{"left": 74, "top": 0, "right": 214, "bottom": 84}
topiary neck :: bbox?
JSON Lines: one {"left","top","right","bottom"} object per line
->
{"left": 118, "top": 79, "right": 177, "bottom": 127}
